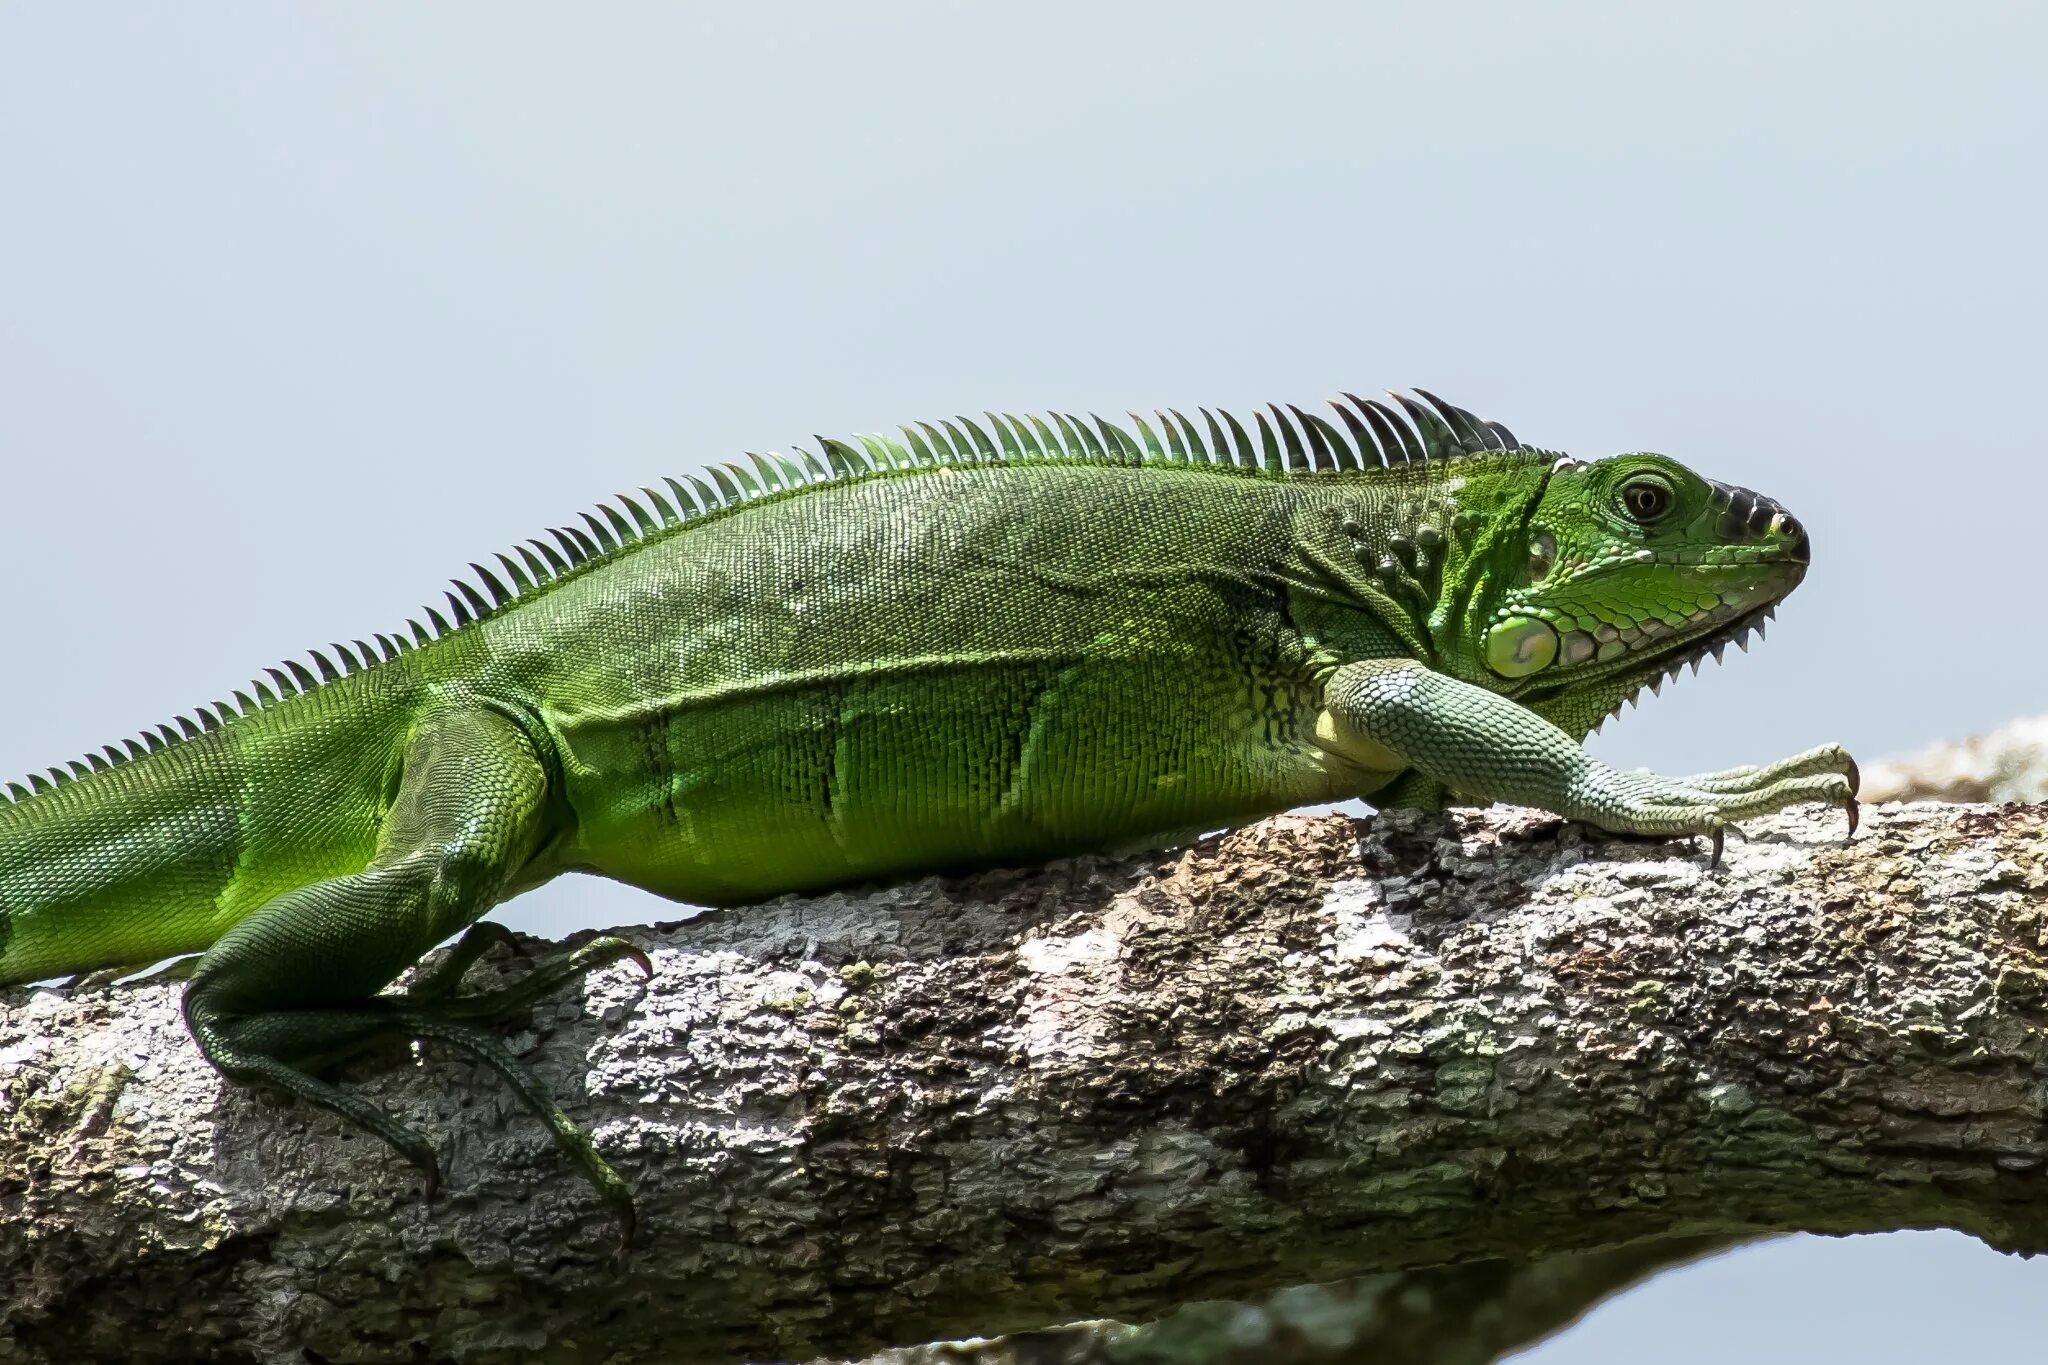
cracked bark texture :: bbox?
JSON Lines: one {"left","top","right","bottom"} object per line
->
{"left": 4, "top": 801, "right": 2047, "bottom": 1365}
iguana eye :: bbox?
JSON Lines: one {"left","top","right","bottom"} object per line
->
{"left": 1527, "top": 530, "right": 1557, "bottom": 581}
{"left": 1619, "top": 476, "right": 1674, "bottom": 524}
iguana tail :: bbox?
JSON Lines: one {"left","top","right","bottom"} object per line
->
{"left": 0, "top": 683, "right": 411, "bottom": 987}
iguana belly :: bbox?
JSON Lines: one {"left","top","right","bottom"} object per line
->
{"left": 553, "top": 658, "right": 1363, "bottom": 906}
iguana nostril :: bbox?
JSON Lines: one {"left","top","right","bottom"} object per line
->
{"left": 1771, "top": 512, "right": 1810, "bottom": 563}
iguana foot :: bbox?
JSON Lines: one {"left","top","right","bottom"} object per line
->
{"left": 400, "top": 932, "right": 651, "bottom": 1243}
{"left": 188, "top": 932, "right": 651, "bottom": 1243}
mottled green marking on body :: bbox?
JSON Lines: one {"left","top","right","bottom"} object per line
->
{"left": 0, "top": 388, "right": 1856, "bottom": 1236}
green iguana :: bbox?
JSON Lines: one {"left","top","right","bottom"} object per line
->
{"left": 0, "top": 389, "right": 1856, "bottom": 1238}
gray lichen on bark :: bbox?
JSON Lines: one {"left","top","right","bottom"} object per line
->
{"left": 3, "top": 800, "right": 2046, "bottom": 1364}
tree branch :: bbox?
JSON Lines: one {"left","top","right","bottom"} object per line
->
{"left": 1863, "top": 712, "right": 2048, "bottom": 804}
{"left": 3, "top": 801, "right": 2045, "bottom": 1364}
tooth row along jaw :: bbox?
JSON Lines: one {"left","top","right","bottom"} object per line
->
{"left": 1586, "top": 605, "right": 1777, "bottom": 733}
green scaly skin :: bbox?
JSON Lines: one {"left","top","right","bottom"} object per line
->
{"left": 0, "top": 390, "right": 1856, "bottom": 1237}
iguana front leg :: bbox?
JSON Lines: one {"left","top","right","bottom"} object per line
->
{"left": 1321, "top": 659, "right": 1857, "bottom": 861}
{"left": 181, "top": 707, "right": 644, "bottom": 1236}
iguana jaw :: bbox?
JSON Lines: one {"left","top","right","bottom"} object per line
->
{"left": 1487, "top": 553, "right": 1804, "bottom": 698}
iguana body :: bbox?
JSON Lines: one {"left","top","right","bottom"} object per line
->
{"left": 0, "top": 390, "right": 1856, "bottom": 1233}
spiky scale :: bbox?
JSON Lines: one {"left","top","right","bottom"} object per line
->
{"left": 1268, "top": 404, "right": 1311, "bottom": 471}
{"left": 986, "top": 412, "right": 1026, "bottom": 461}
{"left": 496, "top": 554, "right": 535, "bottom": 594}
{"left": 265, "top": 667, "right": 297, "bottom": 697}
{"left": 310, "top": 651, "right": 342, "bottom": 684}
{"left": 445, "top": 591, "right": 476, "bottom": 627}
{"left": 743, "top": 453, "right": 785, "bottom": 492}
{"left": 684, "top": 475, "right": 721, "bottom": 511}
{"left": 1048, "top": 412, "right": 1088, "bottom": 459}
{"left": 423, "top": 606, "right": 454, "bottom": 637}
{"left": 1291, "top": 404, "right": 1353, "bottom": 471}
{"left": 706, "top": 466, "right": 745, "bottom": 503}
{"left": 1198, "top": 409, "right": 1235, "bottom": 466}
{"left": 1025, "top": 414, "right": 1063, "bottom": 460}
{"left": 1164, "top": 409, "right": 1210, "bottom": 464}
{"left": 1350, "top": 395, "right": 1420, "bottom": 464}
{"left": 470, "top": 563, "right": 513, "bottom": 608}
{"left": 846, "top": 434, "right": 894, "bottom": 471}
{"left": 642, "top": 486, "right": 680, "bottom": 525}
{"left": 1416, "top": 389, "right": 1490, "bottom": 450}
{"left": 910, "top": 421, "right": 954, "bottom": 461}
{"left": 956, "top": 416, "right": 1001, "bottom": 459}
{"left": 581, "top": 511, "right": 622, "bottom": 553}
{"left": 876, "top": 432, "right": 919, "bottom": 467}
{"left": 530, "top": 538, "right": 570, "bottom": 576}
{"left": 1253, "top": 408, "right": 1286, "bottom": 472}
{"left": 820, "top": 437, "right": 866, "bottom": 477}
{"left": 1154, "top": 411, "right": 1189, "bottom": 463}
{"left": 1095, "top": 415, "right": 1143, "bottom": 464}
{"left": 898, "top": 424, "right": 938, "bottom": 465}
{"left": 547, "top": 528, "right": 585, "bottom": 566}
{"left": 1329, "top": 398, "right": 1384, "bottom": 468}
{"left": 942, "top": 419, "right": 982, "bottom": 458}
{"left": 1392, "top": 392, "right": 1460, "bottom": 459}
{"left": 662, "top": 477, "right": 700, "bottom": 515}
{"left": 615, "top": 493, "right": 659, "bottom": 536}
{"left": 331, "top": 643, "right": 361, "bottom": 674}
{"left": 1217, "top": 408, "right": 1257, "bottom": 468}
{"left": 1069, "top": 414, "right": 1110, "bottom": 459}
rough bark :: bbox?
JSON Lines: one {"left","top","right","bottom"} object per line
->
{"left": 3, "top": 800, "right": 2047, "bottom": 1365}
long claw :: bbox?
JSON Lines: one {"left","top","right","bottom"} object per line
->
{"left": 1843, "top": 755, "right": 1861, "bottom": 798}
{"left": 1846, "top": 799, "right": 1860, "bottom": 838}
{"left": 1708, "top": 825, "right": 1726, "bottom": 869}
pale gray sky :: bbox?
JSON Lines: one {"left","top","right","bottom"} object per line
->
{"left": 1, "top": 4, "right": 2041, "bottom": 1359}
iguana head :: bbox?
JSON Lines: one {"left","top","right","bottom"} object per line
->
{"left": 1456, "top": 451, "right": 1809, "bottom": 726}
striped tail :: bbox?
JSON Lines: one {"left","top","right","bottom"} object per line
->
{"left": 0, "top": 682, "right": 406, "bottom": 987}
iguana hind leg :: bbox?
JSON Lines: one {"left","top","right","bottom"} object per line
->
{"left": 1324, "top": 659, "right": 1856, "bottom": 859}
{"left": 181, "top": 707, "right": 641, "bottom": 1232}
